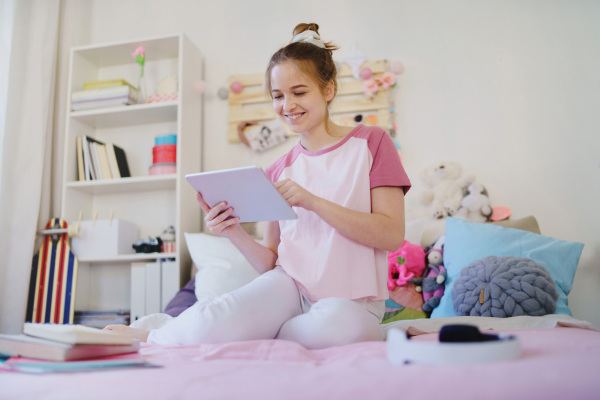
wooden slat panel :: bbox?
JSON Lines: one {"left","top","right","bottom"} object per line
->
{"left": 227, "top": 59, "right": 393, "bottom": 143}
{"left": 337, "top": 60, "right": 388, "bottom": 78}
{"left": 228, "top": 72, "right": 264, "bottom": 87}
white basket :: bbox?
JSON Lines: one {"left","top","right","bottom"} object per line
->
{"left": 71, "top": 219, "right": 138, "bottom": 258}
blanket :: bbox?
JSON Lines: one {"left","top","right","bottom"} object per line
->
{"left": 1, "top": 316, "right": 599, "bottom": 400}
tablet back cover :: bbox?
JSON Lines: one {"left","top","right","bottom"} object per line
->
{"left": 185, "top": 166, "right": 297, "bottom": 223}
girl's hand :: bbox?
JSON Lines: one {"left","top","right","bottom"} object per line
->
{"left": 196, "top": 192, "right": 240, "bottom": 237}
{"left": 275, "top": 179, "right": 317, "bottom": 211}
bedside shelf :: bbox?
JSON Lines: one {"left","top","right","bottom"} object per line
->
{"left": 60, "top": 33, "right": 202, "bottom": 311}
{"left": 65, "top": 174, "right": 176, "bottom": 194}
{"left": 70, "top": 102, "right": 178, "bottom": 128}
{"left": 78, "top": 252, "right": 176, "bottom": 264}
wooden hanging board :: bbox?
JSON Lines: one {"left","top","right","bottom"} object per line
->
{"left": 227, "top": 60, "right": 392, "bottom": 143}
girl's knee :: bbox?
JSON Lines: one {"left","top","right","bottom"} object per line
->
{"left": 277, "top": 297, "right": 384, "bottom": 349}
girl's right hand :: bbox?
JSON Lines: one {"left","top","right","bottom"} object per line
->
{"left": 196, "top": 192, "right": 241, "bottom": 238}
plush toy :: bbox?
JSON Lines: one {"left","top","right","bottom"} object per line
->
{"left": 420, "top": 161, "right": 473, "bottom": 220}
{"left": 387, "top": 240, "right": 426, "bottom": 290}
{"left": 421, "top": 244, "right": 447, "bottom": 313}
{"left": 457, "top": 182, "right": 493, "bottom": 223}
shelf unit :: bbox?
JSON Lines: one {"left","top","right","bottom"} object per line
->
{"left": 60, "top": 33, "right": 202, "bottom": 311}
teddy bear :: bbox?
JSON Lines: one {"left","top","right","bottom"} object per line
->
{"left": 456, "top": 182, "right": 493, "bottom": 223}
{"left": 420, "top": 161, "right": 473, "bottom": 220}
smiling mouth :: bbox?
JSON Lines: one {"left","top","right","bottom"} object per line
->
{"left": 286, "top": 113, "right": 304, "bottom": 120}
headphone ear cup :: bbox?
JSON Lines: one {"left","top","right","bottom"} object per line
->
{"left": 439, "top": 324, "right": 482, "bottom": 342}
{"left": 439, "top": 324, "right": 501, "bottom": 342}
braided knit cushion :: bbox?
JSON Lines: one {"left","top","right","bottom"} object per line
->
{"left": 452, "top": 256, "right": 559, "bottom": 317}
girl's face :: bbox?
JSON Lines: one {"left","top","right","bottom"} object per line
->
{"left": 270, "top": 61, "right": 334, "bottom": 136}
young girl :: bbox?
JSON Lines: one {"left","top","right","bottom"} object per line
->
{"left": 106, "top": 23, "right": 410, "bottom": 349}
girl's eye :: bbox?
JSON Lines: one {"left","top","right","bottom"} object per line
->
{"left": 295, "top": 92, "right": 306, "bottom": 96}
{"left": 273, "top": 95, "right": 283, "bottom": 100}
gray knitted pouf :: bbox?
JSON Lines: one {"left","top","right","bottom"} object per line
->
{"left": 452, "top": 256, "right": 559, "bottom": 317}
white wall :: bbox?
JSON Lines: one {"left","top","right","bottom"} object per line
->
{"left": 56, "top": 0, "right": 600, "bottom": 327}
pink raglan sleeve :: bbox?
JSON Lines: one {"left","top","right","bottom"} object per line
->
{"left": 368, "top": 129, "right": 411, "bottom": 193}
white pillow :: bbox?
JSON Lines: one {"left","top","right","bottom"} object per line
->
{"left": 184, "top": 233, "right": 260, "bottom": 302}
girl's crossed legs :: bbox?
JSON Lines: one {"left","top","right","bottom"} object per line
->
{"left": 108, "top": 267, "right": 384, "bottom": 349}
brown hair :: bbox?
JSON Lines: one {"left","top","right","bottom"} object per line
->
{"left": 265, "top": 23, "right": 339, "bottom": 105}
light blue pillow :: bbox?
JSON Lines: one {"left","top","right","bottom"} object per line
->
{"left": 431, "top": 217, "right": 584, "bottom": 318}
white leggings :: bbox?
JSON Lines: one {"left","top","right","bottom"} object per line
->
{"left": 147, "top": 267, "right": 385, "bottom": 349}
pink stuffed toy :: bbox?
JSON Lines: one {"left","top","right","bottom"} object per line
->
{"left": 422, "top": 248, "right": 447, "bottom": 312}
{"left": 388, "top": 240, "right": 426, "bottom": 290}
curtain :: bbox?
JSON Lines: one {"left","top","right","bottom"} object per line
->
{"left": 0, "top": 0, "right": 61, "bottom": 334}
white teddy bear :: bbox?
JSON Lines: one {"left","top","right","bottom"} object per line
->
{"left": 457, "top": 182, "right": 493, "bottom": 223}
{"left": 420, "top": 161, "right": 473, "bottom": 220}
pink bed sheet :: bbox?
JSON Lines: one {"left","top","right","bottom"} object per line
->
{"left": 1, "top": 327, "right": 599, "bottom": 400}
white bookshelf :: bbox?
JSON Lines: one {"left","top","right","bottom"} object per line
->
{"left": 60, "top": 33, "right": 202, "bottom": 311}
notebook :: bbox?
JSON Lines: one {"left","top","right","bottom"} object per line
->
{"left": 185, "top": 166, "right": 298, "bottom": 223}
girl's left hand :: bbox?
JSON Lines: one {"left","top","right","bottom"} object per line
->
{"left": 275, "top": 179, "right": 317, "bottom": 210}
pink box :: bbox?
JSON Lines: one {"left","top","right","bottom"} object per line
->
{"left": 149, "top": 163, "right": 176, "bottom": 175}
{"left": 153, "top": 144, "right": 177, "bottom": 163}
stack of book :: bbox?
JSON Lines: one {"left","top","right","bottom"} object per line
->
{"left": 77, "top": 135, "right": 131, "bottom": 181}
{"left": 0, "top": 323, "right": 139, "bottom": 361}
{"left": 71, "top": 79, "right": 139, "bottom": 111}
{"left": 74, "top": 310, "right": 131, "bottom": 329}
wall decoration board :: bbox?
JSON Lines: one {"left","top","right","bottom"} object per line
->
{"left": 227, "top": 60, "right": 394, "bottom": 143}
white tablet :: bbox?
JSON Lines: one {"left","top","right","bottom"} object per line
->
{"left": 185, "top": 166, "right": 297, "bottom": 223}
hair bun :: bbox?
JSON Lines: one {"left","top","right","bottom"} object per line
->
{"left": 293, "top": 23, "right": 320, "bottom": 37}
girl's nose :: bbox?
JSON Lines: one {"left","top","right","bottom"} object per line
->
{"left": 283, "top": 98, "right": 296, "bottom": 112}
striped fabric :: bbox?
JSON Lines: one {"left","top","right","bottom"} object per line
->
{"left": 26, "top": 218, "right": 78, "bottom": 324}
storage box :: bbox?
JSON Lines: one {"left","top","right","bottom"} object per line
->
{"left": 149, "top": 162, "right": 176, "bottom": 175}
{"left": 152, "top": 144, "right": 176, "bottom": 163}
{"left": 71, "top": 219, "right": 138, "bottom": 259}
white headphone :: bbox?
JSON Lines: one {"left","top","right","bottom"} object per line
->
{"left": 387, "top": 324, "right": 521, "bottom": 365}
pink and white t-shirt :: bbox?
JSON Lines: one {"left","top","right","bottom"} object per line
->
{"left": 265, "top": 125, "right": 411, "bottom": 302}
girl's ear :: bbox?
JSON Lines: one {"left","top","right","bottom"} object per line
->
{"left": 325, "top": 80, "right": 335, "bottom": 102}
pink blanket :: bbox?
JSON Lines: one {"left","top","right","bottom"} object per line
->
{"left": 1, "top": 327, "right": 599, "bottom": 400}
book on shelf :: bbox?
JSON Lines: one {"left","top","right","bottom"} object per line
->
{"left": 145, "top": 261, "right": 162, "bottom": 315}
{"left": 74, "top": 309, "right": 130, "bottom": 328}
{"left": 76, "top": 136, "right": 130, "bottom": 181}
{"left": 71, "top": 84, "right": 138, "bottom": 111}
{"left": 89, "top": 142, "right": 104, "bottom": 179}
{"left": 0, "top": 323, "right": 139, "bottom": 362}
{"left": 72, "top": 85, "right": 138, "bottom": 101}
{"left": 83, "top": 79, "right": 135, "bottom": 91}
{"left": 81, "top": 135, "right": 94, "bottom": 180}
{"left": 131, "top": 259, "right": 180, "bottom": 320}
{"left": 76, "top": 136, "right": 85, "bottom": 181}
{"left": 71, "top": 95, "right": 138, "bottom": 111}
{"left": 95, "top": 142, "right": 113, "bottom": 180}
{"left": 106, "top": 142, "right": 131, "bottom": 178}
{"left": 130, "top": 263, "right": 146, "bottom": 323}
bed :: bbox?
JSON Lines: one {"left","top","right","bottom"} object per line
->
{"left": 1, "top": 217, "right": 599, "bottom": 399}
{"left": 1, "top": 315, "right": 599, "bottom": 400}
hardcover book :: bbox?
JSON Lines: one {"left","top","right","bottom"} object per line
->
{"left": 0, "top": 327, "right": 139, "bottom": 362}
{"left": 23, "top": 323, "right": 133, "bottom": 345}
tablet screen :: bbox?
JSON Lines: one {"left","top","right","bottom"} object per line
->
{"left": 185, "top": 166, "right": 297, "bottom": 223}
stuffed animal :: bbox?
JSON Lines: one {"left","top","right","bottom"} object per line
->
{"left": 457, "top": 182, "right": 493, "bottom": 223}
{"left": 420, "top": 161, "right": 473, "bottom": 220}
{"left": 387, "top": 240, "right": 426, "bottom": 290}
{"left": 422, "top": 246, "right": 447, "bottom": 313}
